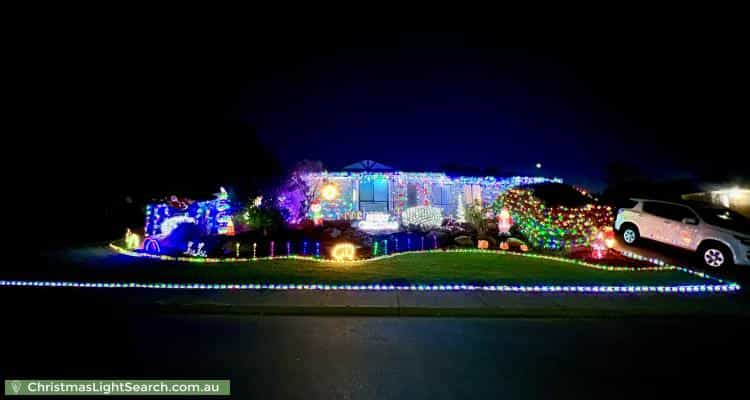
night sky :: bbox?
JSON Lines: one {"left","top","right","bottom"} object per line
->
{"left": 26, "top": 29, "right": 748, "bottom": 245}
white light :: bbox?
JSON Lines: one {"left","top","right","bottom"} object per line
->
{"left": 159, "top": 216, "right": 196, "bottom": 236}
{"left": 536, "top": 163, "right": 542, "bottom": 169}
{"left": 358, "top": 212, "right": 399, "bottom": 231}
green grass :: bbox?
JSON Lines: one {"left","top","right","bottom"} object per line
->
{"left": 18, "top": 247, "right": 715, "bottom": 287}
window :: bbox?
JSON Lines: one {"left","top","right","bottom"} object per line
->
{"left": 407, "top": 183, "right": 418, "bottom": 207}
{"left": 359, "top": 179, "right": 389, "bottom": 212}
{"left": 643, "top": 202, "right": 696, "bottom": 222}
{"left": 464, "top": 185, "right": 482, "bottom": 206}
{"left": 431, "top": 184, "right": 451, "bottom": 205}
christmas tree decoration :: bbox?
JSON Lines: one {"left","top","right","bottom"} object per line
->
{"left": 456, "top": 192, "right": 466, "bottom": 223}
{"left": 497, "top": 188, "right": 614, "bottom": 250}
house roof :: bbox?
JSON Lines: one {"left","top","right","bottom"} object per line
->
{"left": 342, "top": 160, "right": 395, "bottom": 172}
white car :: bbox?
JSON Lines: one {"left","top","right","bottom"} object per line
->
{"left": 614, "top": 198, "right": 750, "bottom": 268}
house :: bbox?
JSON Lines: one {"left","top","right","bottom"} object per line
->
{"left": 303, "top": 160, "right": 561, "bottom": 223}
{"left": 682, "top": 187, "right": 750, "bottom": 217}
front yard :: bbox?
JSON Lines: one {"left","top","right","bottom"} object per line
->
{"left": 17, "top": 247, "right": 717, "bottom": 287}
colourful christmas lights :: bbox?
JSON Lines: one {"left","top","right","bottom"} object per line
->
{"left": 7, "top": 244, "right": 740, "bottom": 294}
{"left": 497, "top": 189, "right": 614, "bottom": 249}
{"left": 2, "top": 279, "right": 739, "bottom": 293}
{"left": 302, "top": 171, "right": 561, "bottom": 222}
{"left": 321, "top": 183, "right": 340, "bottom": 201}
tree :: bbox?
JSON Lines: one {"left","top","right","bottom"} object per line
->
{"left": 278, "top": 160, "right": 325, "bottom": 223}
{"left": 465, "top": 200, "right": 489, "bottom": 236}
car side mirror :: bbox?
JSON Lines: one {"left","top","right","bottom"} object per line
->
{"left": 682, "top": 217, "right": 698, "bottom": 225}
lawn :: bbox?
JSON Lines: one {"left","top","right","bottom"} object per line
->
{"left": 12, "top": 247, "right": 716, "bottom": 287}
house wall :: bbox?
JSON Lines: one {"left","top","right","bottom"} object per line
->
{"left": 304, "top": 172, "right": 561, "bottom": 222}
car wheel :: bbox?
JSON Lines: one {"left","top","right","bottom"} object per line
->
{"left": 620, "top": 225, "right": 639, "bottom": 245}
{"left": 698, "top": 243, "right": 733, "bottom": 269}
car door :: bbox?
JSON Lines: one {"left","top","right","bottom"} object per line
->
{"left": 640, "top": 202, "right": 669, "bottom": 242}
{"left": 658, "top": 204, "right": 700, "bottom": 250}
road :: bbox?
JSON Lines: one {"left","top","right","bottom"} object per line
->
{"left": 3, "top": 305, "right": 748, "bottom": 399}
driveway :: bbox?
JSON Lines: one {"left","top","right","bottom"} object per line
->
{"left": 613, "top": 236, "right": 750, "bottom": 287}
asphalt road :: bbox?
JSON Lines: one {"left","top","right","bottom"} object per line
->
{"left": 3, "top": 302, "right": 749, "bottom": 399}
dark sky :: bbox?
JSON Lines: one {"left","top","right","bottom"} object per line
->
{"left": 36, "top": 30, "right": 748, "bottom": 192}
{"left": 168, "top": 31, "right": 747, "bottom": 189}
{"left": 26, "top": 29, "right": 749, "bottom": 221}
{"left": 17, "top": 24, "right": 748, "bottom": 246}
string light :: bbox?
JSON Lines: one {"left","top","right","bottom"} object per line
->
{"left": 125, "top": 229, "right": 141, "bottom": 250}
{"left": 2, "top": 279, "right": 738, "bottom": 293}
{"left": 358, "top": 212, "right": 399, "bottom": 231}
{"left": 302, "top": 172, "right": 561, "bottom": 222}
{"left": 99, "top": 243, "right": 741, "bottom": 294}
{"left": 402, "top": 206, "right": 443, "bottom": 228}
{"left": 497, "top": 188, "right": 613, "bottom": 249}
{"left": 321, "top": 183, "right": 340, "bottom": 201}
{"left": 331, "top": 243, "right": 356, "bottom": 261}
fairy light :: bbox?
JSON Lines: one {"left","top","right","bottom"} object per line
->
{"left": 99, "top": 242, "right": 741, "bottom": 295}
{"left": 252, "top": 242, "right": 257, "bottom": 260}
{"left": 331, "top": 243, "right": 356, "bottom": 261}
{"left": 402, "top": 206, "right": 442, "bottom": 228}
{"left": 321, "top": 183, "right": 340, "bottom": 201}
{"left": 497, "top": 188, "right": 613, "bottom": 249}
{"left": 125, "top": 229, "right": 141, "bottom": 250}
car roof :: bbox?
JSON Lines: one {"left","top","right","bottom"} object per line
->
{"left": 630, "top": 198, "right": 729, "bottom": 210}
